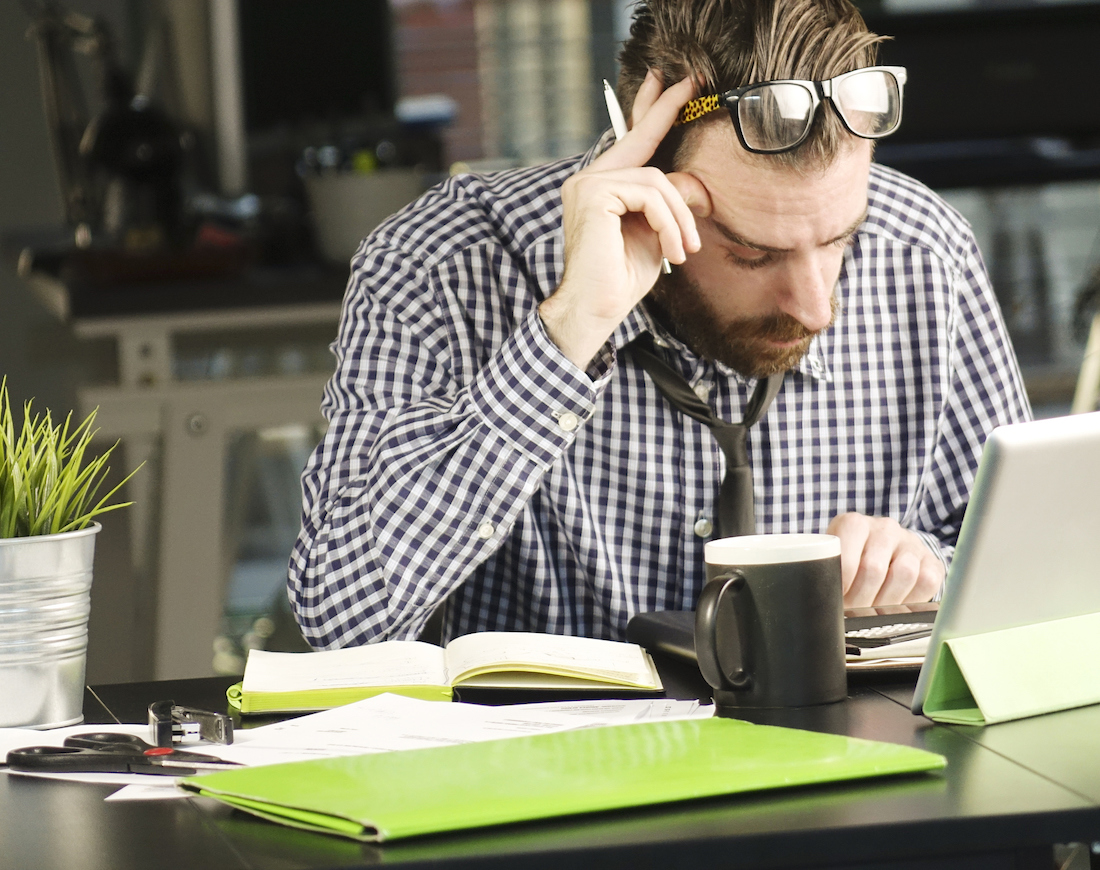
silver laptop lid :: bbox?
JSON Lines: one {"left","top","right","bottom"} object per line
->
{"left": 911, "top": 411, "right": 1100, "bottom": 714}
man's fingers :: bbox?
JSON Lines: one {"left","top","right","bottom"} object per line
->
{"left": 630, "top": 68, "right": 666, "bottom": 122}
{"left": 844, "top": 529, "right": 894, "bottom": 608}
{"left": 907, "top": 554, "right": 944, "bottom": 603}
{"left": 828, "top": 512, "right": 945, "bottom": 607}
{"left": 566, "top": 167, "right": 699, "bottom": 261}
{"left": 594, "top": 75, "right": 695, "bottom": 171}
{"left": 667, "top": 171, "right": 712, "bottom": 220}
{"left": 825, "top": 512, "right": 868, "bottom": 594}
{"left": 871, "top": 551, "right": 921, "bottom": 606}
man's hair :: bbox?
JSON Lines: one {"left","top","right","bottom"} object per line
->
{"left": 617, "top": 0, "right": 886, "bottom": 170}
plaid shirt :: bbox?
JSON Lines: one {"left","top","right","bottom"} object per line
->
{"left": 289, "top": 134, "right": 1032, "bottom": 649}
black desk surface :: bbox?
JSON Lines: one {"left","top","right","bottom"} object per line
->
{"left": 4, "top": 660, "right": 1100, "bottom": 870}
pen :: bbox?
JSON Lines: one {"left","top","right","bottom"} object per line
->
{"left": 603, "top": 79, "right": 672, "bottom": 275}
{"left": 602, "top": 79, "right": 628, "bottom": 141}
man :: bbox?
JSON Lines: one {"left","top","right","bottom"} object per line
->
{"left": 288, "top": 0, "right": 1030, "bottom": 650}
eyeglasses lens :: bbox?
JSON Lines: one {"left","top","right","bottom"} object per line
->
{"left": 834, "top": 69, "right": 900, "bottom": 137}
{"left": 735, "top": 83, "right": 814, "bottom": 152}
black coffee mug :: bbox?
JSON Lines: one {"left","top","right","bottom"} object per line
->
{"left": 695, "top": 534, "right": 846, "bottom": 712}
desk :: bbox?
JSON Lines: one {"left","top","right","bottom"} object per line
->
{"left": 3, "top": 662, "right": 1100, "bottom": 870}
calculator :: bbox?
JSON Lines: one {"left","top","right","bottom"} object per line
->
{"left": 843, "top": 604, "right": 938, "bottom": 649}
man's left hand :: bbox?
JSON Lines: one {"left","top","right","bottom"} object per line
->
{"left": 825, "top": 513, "right": 944, "bottom": 607}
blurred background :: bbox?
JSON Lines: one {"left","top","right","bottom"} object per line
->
{"left": 2, "top": 0, "right": 1098, "bottom": 684}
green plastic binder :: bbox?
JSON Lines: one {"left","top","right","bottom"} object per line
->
{"left": 181, "top": 717, "right": 945, "bottom": 842}
{"left": 923, "top": 610, "right": 1100, "bottom": 726}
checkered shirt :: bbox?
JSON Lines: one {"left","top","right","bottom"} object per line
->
{"left": 288, "top": 134, "right": 1032, "bottom": 649}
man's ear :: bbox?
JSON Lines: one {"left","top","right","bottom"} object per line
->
{"left": 667, "top": 172, "right": 712, "bottom": 219}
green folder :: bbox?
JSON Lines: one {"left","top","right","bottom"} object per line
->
{"left": 181, "top": 717, "right": 945, "bottom": 842}
{"left": 922, "top": 610, "right": 1100, "bottom": 726}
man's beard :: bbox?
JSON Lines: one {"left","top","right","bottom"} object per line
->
{"left": 647, "top": 268, "right": 839, "bottom": 379}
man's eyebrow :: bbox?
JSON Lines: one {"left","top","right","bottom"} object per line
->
{"left": 829, "top": 209, "right": 869, "bottom": 245}
{"left": 711, "top": 207, "right": 868, "bottom": 252}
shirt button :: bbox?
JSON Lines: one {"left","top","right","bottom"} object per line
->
{"left": 477, "top": 522, "right": 495, "bottom": 540}
{"left": 557, "top": 411, "right": 579, "bottom": 432}
{"left": 810, "top": 357, "right": 823, "bottom": 376}
{"left": 693, "top": 517, "right": 713, "bottom": 537}
{"left": 693, "top": 382, "right": 710, "bottom": 401}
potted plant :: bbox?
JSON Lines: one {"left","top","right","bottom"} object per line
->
{"left": 0, "top": 377, "right": 140, "bottom": 727}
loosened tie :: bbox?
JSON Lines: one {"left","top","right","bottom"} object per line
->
{"left": 626, "top": 334, "right": 783, "bottom": 538}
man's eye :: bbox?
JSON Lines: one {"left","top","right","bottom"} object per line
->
{"left": 833, "top": 233, "right": 857, "bottom": 250}
{"left": 726, "top": 248, "right": 774, "bottom": 270}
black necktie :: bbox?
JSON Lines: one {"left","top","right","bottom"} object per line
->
{"left": 626, "top": 334, "right": 784, "bottom": 538}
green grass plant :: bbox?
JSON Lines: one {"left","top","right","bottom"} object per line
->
{"left": 0, "top": 377, "right": 140, "bottom": 538}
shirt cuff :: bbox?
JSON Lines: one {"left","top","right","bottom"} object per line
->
{"left": 912, "top": 529, "right": 952, "bottom": 602}
{"left": 468, "top": 309, "right": 601, "bottom": 469}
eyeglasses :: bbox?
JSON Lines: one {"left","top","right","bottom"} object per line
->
{"left": 676, "top": 66, "right": 907, "bottom": 154}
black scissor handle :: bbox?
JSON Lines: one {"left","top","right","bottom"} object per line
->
{"left": 7, "top": 732, "right": 242, "bottom": 775}
{"left": 6, "top": 745, "right": 127, "bottom": 772}
{"left": 65, "top": 732, "right": 188, "bottom": 759}
{"left": 65, "top": 732, "right": 151, "bottom": 753}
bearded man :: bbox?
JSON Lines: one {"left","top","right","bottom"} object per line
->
{"left": 289, "top": 0, "right": 1030, "bottom": 649}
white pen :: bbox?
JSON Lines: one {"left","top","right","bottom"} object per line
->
{"left": 602, "top": 79, "right": 673, "bottom": 274}
{"left": 602, "top": 79, "right": 629, "bottom": 141}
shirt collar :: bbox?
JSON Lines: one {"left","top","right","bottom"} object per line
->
{"left": 581, "top": 129, "right": 617, "bottom": 168}
{"left": 613, "top": 302, "right": 833, "bottom": 384}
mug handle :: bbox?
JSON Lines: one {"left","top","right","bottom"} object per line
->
{"left": 695, "top": 572, "right": 752, "bottom": 691}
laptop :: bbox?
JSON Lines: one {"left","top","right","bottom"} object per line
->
{"left": 911, "top": 410, "right": 1100, "bottom": 714}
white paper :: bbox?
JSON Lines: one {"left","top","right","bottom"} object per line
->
{"left": 846, "top": 635, "right": 929, "bottom": 661}
{"left": 242, "top": 642, "right": 447, "bottom": 692}
{"left": 205, "top": 693, "right": 605, "bottom": 766}
{"left": 106, "top": 783, "right": 193, "bottom": 801}
{"left": 6, "top": 694, "right": 715, "bottom": 802}
{"left": 508, "top": 698, "right": 713, "bottom": 723}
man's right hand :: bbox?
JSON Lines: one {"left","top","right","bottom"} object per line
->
{"left": 537, "top": 71, "right": 704, "bottom": 369}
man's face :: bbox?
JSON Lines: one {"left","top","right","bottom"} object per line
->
{"left": 649, "top": 123, "right": 872, "bottom": 378}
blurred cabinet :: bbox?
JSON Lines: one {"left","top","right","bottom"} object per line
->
{"left": 12, "top": 258, "right": 345, "bottom": 680}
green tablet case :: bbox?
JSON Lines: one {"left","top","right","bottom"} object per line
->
{"left": 923, "top": 610, "right": 1100, "bottom": 726}
{"left": 182, "top": 717, "right": 945, "bottom": 842}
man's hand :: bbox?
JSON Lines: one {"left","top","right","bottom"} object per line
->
{"left": 538, "top": 71, "right": 705, "bottom": 368}
{"left": 826, "top": 513, "right": 944, "bottom": 607}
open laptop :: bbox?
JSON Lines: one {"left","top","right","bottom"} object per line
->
{"left": 911, "top": 410, "right": 1100, "bottom": 714}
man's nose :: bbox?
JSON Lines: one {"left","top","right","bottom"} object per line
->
{"left": 776, "top": 254, "right": 836, "bottom": 333}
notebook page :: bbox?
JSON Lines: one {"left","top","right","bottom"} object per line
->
{"left": 242, "top": 642, "right": 448, "bottom": 693}
{"left": 443, "top": 632, "right": 659, "bottom": 686}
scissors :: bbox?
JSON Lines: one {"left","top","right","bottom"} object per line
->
{"left": 6, "top": 731, "right": 242, "bottom": 776}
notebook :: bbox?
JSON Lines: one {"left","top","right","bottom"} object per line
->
{"left": 911, "top": 411, "right": 1100, "bottom": 719}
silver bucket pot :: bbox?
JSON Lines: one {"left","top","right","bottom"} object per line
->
{"left": 0, "top": 524, "right": 99, "bottom": 728}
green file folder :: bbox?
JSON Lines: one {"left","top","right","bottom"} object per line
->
{"left": 923, "top": 610, "right": 1100, "bottom": 725}
{"left": 181, "top": 717, "right": 945, "bottom": 842}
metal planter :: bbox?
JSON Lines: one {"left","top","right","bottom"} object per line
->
{"left": 0, "top": 524, "right": 99, "bottom": 728}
